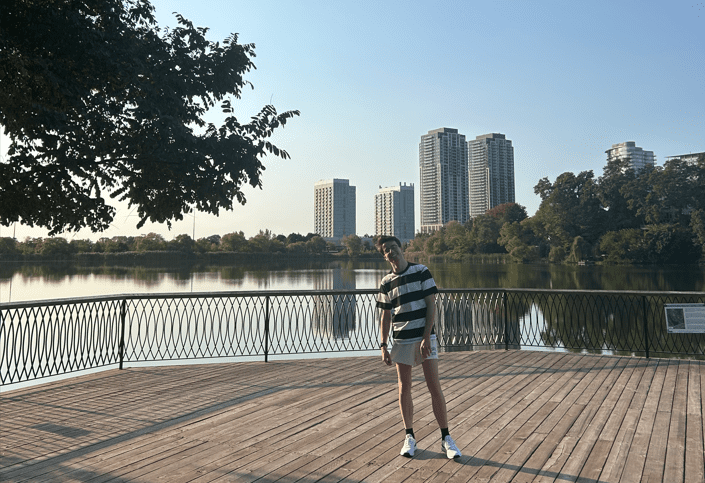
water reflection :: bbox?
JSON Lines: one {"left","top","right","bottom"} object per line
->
{"left": 1, "top": 260, "right": 703, "bottom": 305}
{"left": 426, "top": 262, "right": 705, "bottom": 292}
{"left": 312, "top": 267, "right": 356, "bottom": 339}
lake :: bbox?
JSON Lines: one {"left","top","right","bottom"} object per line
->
{"left": 1, "top": 259, "right": 703, "bottom": 303}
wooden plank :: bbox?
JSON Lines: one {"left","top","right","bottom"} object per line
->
{"left": 685, "top": 361, "right": 705, "bottom": 483}
{"left": 618, "top": 359, "right": 665, "bottom": 483}
{"left": 1, "top": 352, "right": 702, "bottom": 483}
{"left": 663, "top": 362, "right": 689, "bottom": 483}
{"left": 579, "top": 359, "right": 663, "bottom": 483}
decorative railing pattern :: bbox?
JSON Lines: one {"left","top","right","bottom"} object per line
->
{"left": 1, "top": 289, "right": 704, "bottom": 385}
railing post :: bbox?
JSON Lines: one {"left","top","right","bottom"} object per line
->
{"left": 118, "top": 299, "right": 127, "bottom": 369}
{"left": 264, "top": 295, "right": 270, "bottom": 362}
{"left": 642, "top": 295, "right": 650, "bottom": 358}
{"left": 503, "top": 291, "right": 509, "bottom": 351}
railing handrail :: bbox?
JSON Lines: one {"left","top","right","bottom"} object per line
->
{"left": 2, "top": 288, "right": 703, "bottom": 309}
{"left": 3, "top": 288, "right": 705, "bottom": 386}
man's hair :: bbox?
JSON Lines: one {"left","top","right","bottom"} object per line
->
{"left": 375, "top": 235, "right": 402, "bottom": 254}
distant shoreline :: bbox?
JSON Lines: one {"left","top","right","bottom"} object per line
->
{"left": 0, "top": 250, "right": 383, "bottom": 266}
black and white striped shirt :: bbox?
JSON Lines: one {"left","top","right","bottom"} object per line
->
{"left": 376, "top": 263, "right": 438, "bottom": 342}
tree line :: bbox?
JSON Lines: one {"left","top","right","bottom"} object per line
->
{"left": 2, "top": 155, "right": 702, "bottom": 264}
{"left": 407, "top": 154, "right": 705, "bottom": 264}
{"left": 0, "top": 231, "right": 379, "bottom": 259}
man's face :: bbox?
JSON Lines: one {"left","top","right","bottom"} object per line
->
{"left": 381, "top": 240, "right": 402, "bottom": 265}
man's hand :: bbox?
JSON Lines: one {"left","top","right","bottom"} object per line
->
{"left": 420, "top": 337, "right": 432, "bottom": 358}
{"left": 381, "top": 347, "right": 392, "bottom": 366}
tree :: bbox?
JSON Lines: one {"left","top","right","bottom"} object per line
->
{"left": 38, "top": 237, "right": 73, "bottom": 257}
{"left": 469, "top": 214, "right": 503, "bottom": 253}
{"left": 134, "top": 233, "right": 167, "bottom": 252}
{"left": 485, "top": 203, "right": 528, "bottom": 225}
{"left": 625, "top": 156, "right": 704, "bottom": 226}
{"left": 444, "top": 221, "right": 472, "bottom": 255}
{"left": 69, "top": 238, "right": 94, "bottom": 253}
{"left": 407, "top": 233, "right": 428, "bottom": 253}
{"left": 341, "top": 234, "right": 362, "bottom": 257}
{"left": 533, "top": 171, "right": 605, "bottom": 249}
{"left": 598, "top": 229, "right": 645, "bottom": 264}
{"left": 167, "top": 234, "right": 195, "bottom": 252}
{"left": 306, "top": 235, "right": 326, "bottom": 254}
{"left": 286, "top": 233, "right": 306, "bottom": 244}
{"left": 499, "top": 221, "right": 539, "bottom": 262}
{"left": 97, "top": 236, "right": 130, "bottom": 253}
{"left": 691, "top": 209, "right": 705, "bottom": 260}
{"left": 425, "top": 228, "right": 448, "bottom": 255}
{"left": 0, "top": 0, "right": 299, "bottom": 235}
{"left": 248, "top": 229, "right": 273, "bottom": 252}
{"left": 597, "top": 157, "right": 642, "bottom": 231}
{"left": 220, "top": 231, "right": 247, "bottom": 252}
{"left": 0, "top": 237, "right": 19, "bottom": 257}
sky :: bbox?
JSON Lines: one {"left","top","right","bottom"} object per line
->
{"left": 1, "top": 0, "right": 703, "bottom": 242}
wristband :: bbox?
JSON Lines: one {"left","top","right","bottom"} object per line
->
{"left": 380, "top": 342, "right": 388, "bottom": 349}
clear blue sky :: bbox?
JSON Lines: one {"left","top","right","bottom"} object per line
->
{"left": 2, "top": 0, "right": 703, "bottom": 241}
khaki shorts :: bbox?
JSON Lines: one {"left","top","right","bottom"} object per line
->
{"left": 390, "top": 336, "right": 438, "bottom": 367}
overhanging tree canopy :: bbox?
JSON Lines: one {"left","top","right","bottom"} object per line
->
{"left": 0, "top": 0, "right": 299, "bottom": 234}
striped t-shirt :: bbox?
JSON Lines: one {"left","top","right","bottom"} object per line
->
{"left": 376, "top": 263, "right": 439, "bottom": 342}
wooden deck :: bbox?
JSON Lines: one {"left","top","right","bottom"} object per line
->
{"left": 1, "top": 350, "right": 703, "bottom": 483}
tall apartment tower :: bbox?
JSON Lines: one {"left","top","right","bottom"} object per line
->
{"left": 374, "top": 183, "right": 415, "bottom": 243}
{"left": 314, "top": 179, "right": 356, "bottom": 240}
{"left": 468, "top": 133, "right": 515, "bottom": 218}
{"left": 419, "top": 128, "right": 469, "bottom": 233}
{"left": 606, "top": 142, "right": 656, "bottom": 172}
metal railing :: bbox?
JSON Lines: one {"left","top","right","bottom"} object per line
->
{"left": 1, "top": 289, "right": 704, "bottom": 385}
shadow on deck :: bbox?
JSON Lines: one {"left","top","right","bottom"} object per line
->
{"left": 1, "top": 350, "right": 703, "bottom": 482}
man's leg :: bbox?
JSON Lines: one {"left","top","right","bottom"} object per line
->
{"left": 423, "top": 357, "right": 461, "bottom": 458}
{"left": 421, "top": 358, "right": 448, "bottom": 428}
{"left": 396, "top": 362, "right": 417, "bottom": 457}
{"left": 396, "top": 362, "right": 414, "bottom": 429}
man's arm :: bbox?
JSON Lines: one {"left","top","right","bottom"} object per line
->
{"left": 380, "top": 309, "right": 392, "bottom": 366}
{"left": 420, "top": 293, "right": 436, "bottom": 357}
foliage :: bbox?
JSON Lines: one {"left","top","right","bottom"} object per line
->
{"left": 485, "top": 203, "right": 528, "bottom": 224}
{"left": 407, "top": 233, "right": 429, "bottom": 253}
{"left": 640, "top": 224, "right": 699, "bottom": 264}
{"left": 220, "top": 231, "right": 248, "bottom": 252}
{"left": 0, "top": 237, "right": 19, "bottom": 256}
{"left": 691, "top": 209, "right": 705, "bottom": 260}
{"left": 469, "top": 215, "right": 503, "bottom": 254}
{"left": 306, "top": 236, "right": 327, "bottom": 254}
{"left": 533, "top": 171, "right": 605, "bottom": 249}
{"left": 499, "top": 221, "right": 539, "bottom": 262}
{"left": 625, "top": 157, "right": 705, "bottom": 225}
{"left": 596, "top": 157, "right": 642, "bottom": 231}
{"left": 341, "top": 234, "right": 363, "bottom": 257}
{"left": 134, "top": 233, "right": 167, "bottom": 252}
{"left": 0, "top": 0, "right": 299, "bottom": 235}
{"left": 548, "top": 246, "right": 566, "bottom": 263}
{"left": 167, "top": 234, "right": 196, "bottom": 253}
{"left": 598, "top": 229, "right": 645, "bottom": 264}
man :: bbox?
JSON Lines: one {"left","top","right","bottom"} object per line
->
{"left": 375, "top": 235, "right": 461, "bottom": 459}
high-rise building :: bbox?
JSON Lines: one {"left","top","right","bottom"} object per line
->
{"left": 313, "top": 179, "right": 356, "bottom": 240}
{"left": 374, "top": 183, "right": 415, "bottom": 243}
{"left": 665, "top": 152, "right": 704, "bottom": 166}
{"left": 419, "top": 128, "right": 469, "bottom": 233}
{"left": 606, "top": 142, "right": 656, "bottom": 172}
{"left": 468, "top": 133, "right": 515, "bottom": 218}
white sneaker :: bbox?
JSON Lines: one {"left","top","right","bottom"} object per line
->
{"left": 400, "top": 434, "right": 416, "bottom": 457}
{"left": 441, "top": 435, "right": 461, "bottom": 459}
